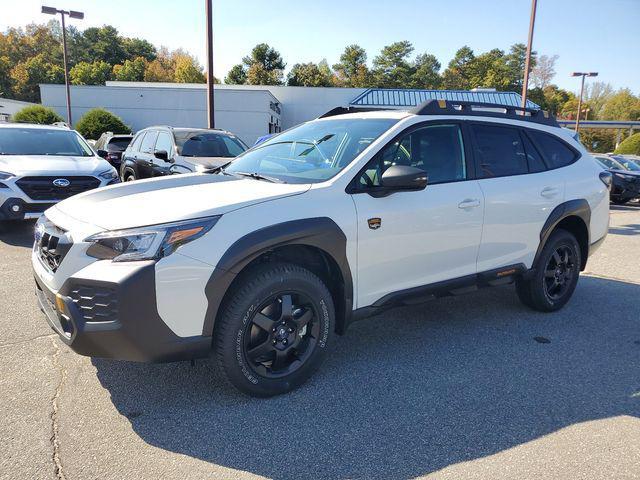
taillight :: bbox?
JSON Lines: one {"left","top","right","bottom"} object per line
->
{"left": 599, "top": 171, "right": 612, "bottom": 190}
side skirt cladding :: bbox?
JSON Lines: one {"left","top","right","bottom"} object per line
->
{"left": 202, "top": 217, "right": 354, "bottom": 337}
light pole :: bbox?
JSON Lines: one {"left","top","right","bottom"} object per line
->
{"left": 521, "top": 0, "right": 537, "bottom": 108}
{"left": 42, "top": 6, "right": 84, "bottom": 126}
{"left": 205, "top": 0, "right": 215, "bottom": 128}
{"left": 571, "top": 71, "right": 598, "bottom": 132}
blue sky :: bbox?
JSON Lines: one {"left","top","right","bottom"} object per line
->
{"left": 4, "top": 0, "right": 639, "bottom": 93}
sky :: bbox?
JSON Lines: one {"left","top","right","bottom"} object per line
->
{"left": 2, "top": 0, "right": 639, "bottom": 94}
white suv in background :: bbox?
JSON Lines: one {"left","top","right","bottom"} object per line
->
{"left": 0, "top": 123, "right": 118, "bottom": 222}
{"left": 32, "top": 100, "right": 610, "bottom": 397}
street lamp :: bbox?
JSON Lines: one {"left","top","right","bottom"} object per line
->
{"left": 571, "top": 71, "right": 598, "bottom": 132}
{"left": 41, "top": 6, "right": 84, "bottom": 126}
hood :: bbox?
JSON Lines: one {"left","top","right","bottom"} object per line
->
{"left": 179, "top": 155, "right": 232, "bottom": 169}
{"left": 610, "top": 168, "right": 640, "bottom": 177}
{"left": 52, "top": 173, "right": 310, "bottom": 231}
{"left": 0, "top": 155, "right": 109, "bottom": 176}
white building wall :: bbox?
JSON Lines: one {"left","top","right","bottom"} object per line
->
{"left": 0, "top": 97, "right": 36, "bottom": 122}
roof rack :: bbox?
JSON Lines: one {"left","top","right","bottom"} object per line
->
{"left": 319, "top": 106, "right": 389, "bottom": 118}
{"left": 410, "top": 99, "right": 559, "bottom": 127}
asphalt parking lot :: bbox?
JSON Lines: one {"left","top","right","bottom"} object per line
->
{"left": 1, "top": 205, "right": 639, "bottom": 480}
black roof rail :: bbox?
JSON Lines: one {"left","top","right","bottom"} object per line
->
{"left": 319, "top": 106, "right": 393, "bottom": 118}
{"left": 409, "top": 99, "right": 559, "bottom": 127}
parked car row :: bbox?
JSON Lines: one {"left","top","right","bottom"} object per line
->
{"left": 592, "top": 153, "right": 640, "bottom": 204}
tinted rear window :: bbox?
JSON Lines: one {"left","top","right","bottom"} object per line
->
{"left": 107, "top": 137, "right": 132, "bottom": 152}
{"left": 470, "top": 124, "right": 528, "bottom": 178}
{"left": 174, "top": 131, "right": 246, "bottom": 158}
{"left": 528, "top": 130, "right": 577, "bottom": 169}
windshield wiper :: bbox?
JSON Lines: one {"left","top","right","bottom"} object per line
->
{"left": 232, "top": 171, "right": 284, "bottom": 183}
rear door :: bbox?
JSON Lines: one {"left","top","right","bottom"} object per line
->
{"left": 470, "top": 122, "right": 565, "bottom": 271}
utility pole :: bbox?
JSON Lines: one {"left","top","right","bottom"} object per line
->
{"left": 521, "top": 0, "right": 537, "bottom": 108}
{"left": 571, "top": 72, "right": 598, "bottom": 132}
{"left": 42, "top": 6, "right": 84, "bottom": 126}
{"left": 205, "top": 0, "right": 215, "bottom": 128}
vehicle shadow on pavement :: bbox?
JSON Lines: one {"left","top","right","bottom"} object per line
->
{"left": 609, "top": 224, "right": 640, "bottom": 236}
{"left": 0, "top": 220, "right": 35, "bottom": 247}
{"left": 93, "top": 275, "right": 640, "bottom": 480}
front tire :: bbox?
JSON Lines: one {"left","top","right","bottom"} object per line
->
{"left": 516, "top": 229, "right": 581, "bottom": 312}
{"left": 214, "top": 262, "right": 334, "bottom": 397}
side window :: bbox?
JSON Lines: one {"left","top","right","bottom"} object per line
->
{"left": 358, "top": 124, "right": 466, "bottom": 187}
{"left": 221, "top": 136, "right": 246, "bottom": 157}
{"left": 528, "top": 130, "right": 577, "bottom": 169}
{"left": 471, "top": 124, "right": 528, "bottom": 178}
{"left": 130, "top": 132, "right": 145, "bottom": 152}
{"left": 155, "top": 132, "right": 173, "bottom": 155}
{"left": 521, "top": 131, "right": 547, "bottom": 173}
{"left": 140, "top": 130, "right": 158, "bottom": 154}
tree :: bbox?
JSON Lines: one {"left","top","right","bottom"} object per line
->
{"left": 410, "top": 53, "right": 441, "bottom": 89}
{"left": 333, "top": 44, "right": 370, "bottom": 87}
{"left": 530, "top": 54, "right": 558, "bottom": 89}
{"left": 583, "top": 82, "right": 614, "bottom": 119}
{"left": 287, "top": 61, "right": 334, "bottom": 87}
{"left": 75, "top": 108, "right": 130, "bottom": 140}
{"left": 0, "top": 55, "right": 12, "bottom": 96}
{"left": 12, "top": 104, "right": 63, "bottom": 124}
{"left": 79, "top": 26, "right": 127, "bottom": 66}
{"left": 505, "top": 43, "right": 536, "bottom": 91}
{"left": 70, "top": 60, "right": 112, "bottom": 85}
{"left": 10, "top": 53, "right": 64, "bottom": 102}
{"left": 173, "top": 52, "right": 206, "bottom": 83}
{"left": 442, "top": 46, "right": 475, "bottom": 90}
{"left": 112, "top": 57, "right": 147, "bottom": 81}
{"left": 225, "top": 64, "right": 247, "bottom": 84}
{"left": 372, "top": 41, "right": 414, "bottom": 88}
{"left": 468, "top": 48, "right": 511, "bottom": 90}
{"left": 600, "top": 89, "right": 640, "bottom": 121}
{"left": 578, "top": 129, "right": 617, "bottom": 153}
{"left": 242, "top": 43, "right": 285, "bottom": 85}
{"left": 614, "top": 133, "right": 640, "bottom": 155}
{"left": 122, "top": 37, "right": 156, "bottom": 61}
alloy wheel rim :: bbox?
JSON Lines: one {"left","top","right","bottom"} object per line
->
{"left": 243, "top": 292, "right": 320, "bottom": 379}
{"left": 543, "top": 245, "right": 575, "bottom": 301}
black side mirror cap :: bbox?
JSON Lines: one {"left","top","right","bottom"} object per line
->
{"left": 97, "top": 149, "right": 108, "bottom": 159}
{"left": 154, "top": 150, "right": 171, "bottom": 162}
{"left": 373, "top": 165, "right": 428, "bottom": 197}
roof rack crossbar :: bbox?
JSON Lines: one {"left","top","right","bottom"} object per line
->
{"left": 409, "top": 99, "right": 559, "bottom": 127}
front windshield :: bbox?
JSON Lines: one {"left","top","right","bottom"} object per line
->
{"left": 224, "top": 118, "right": 398, "bottom": 184}
{"left": 0, "top": 128, "right": 94, "bottom": 156}
{"left": 595, "top": 155, "right": 625, "bottom": 170}
{"left": 614, "top": 157, "right": 640, "bottom": 171}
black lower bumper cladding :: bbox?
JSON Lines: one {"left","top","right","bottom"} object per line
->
{"left": 34, "top": 261, "right": 211, "bottom": 362}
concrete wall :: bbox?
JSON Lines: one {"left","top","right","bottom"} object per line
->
{"left": 39, "top": 84, "right": 280, "bottom": 145}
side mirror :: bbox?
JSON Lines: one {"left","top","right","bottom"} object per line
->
{"left": 97, "top": 149, "right": 108, "bottom": 159}
{"left": 375, "top": 165, "right": 427, "bottom": 196}
{"left": 154, "top": 150, "right": 171, "bottom": 162}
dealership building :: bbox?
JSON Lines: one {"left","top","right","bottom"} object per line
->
{"left": 39, "top": 81, "right": 536, "bottom": 145}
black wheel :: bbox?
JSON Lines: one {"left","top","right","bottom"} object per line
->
{"left": 516, "top": 229, "right": 581, "bottom": 312}
{"left": 611, "top": 198, "right": 628, "bottom": 205}
{"left": 124, "top": 171, "right": 136, "bottom": 182}
{"left": 214, "top": 262, "right": 334, "bottom": 397}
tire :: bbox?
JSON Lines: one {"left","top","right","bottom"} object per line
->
{"left": 124, "top": 171, "right": 136, "bottom": 182}
{"left": 214, "top": 262, "right": 334, "bottom": 397}
{"left": 611, "top": 198, "right": 628, "bottom": 205}
{"left": 516, "top": 229, "right": 581, "bottom": 312}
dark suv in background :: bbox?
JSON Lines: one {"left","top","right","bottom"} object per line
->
{"left": 120, "top": 126, "right": 247, "bottom": 181}
{"left": 593, "top": 154, "right": 640, "bottom": 204}
{"left": 94, "top": 132, "right": 133, "bottom": 170}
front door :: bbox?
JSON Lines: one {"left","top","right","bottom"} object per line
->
{"left": 350, "top": 122, "right": 484, "bottom": 308}
{"left": 137, "top": 130, "right": 158, "bottom": 179}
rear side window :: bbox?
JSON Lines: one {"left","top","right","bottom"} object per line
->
{"left": 140, "top": 131, "right": 158, "bottom": 153}
{"left": 521, "top": 133, "right": 547, "bottom": 173}
{"left": 470, "top": 124, "right": 528, "bottom": 178}
{"left": 528, "top": 130, "right": 577, "bottom": 169}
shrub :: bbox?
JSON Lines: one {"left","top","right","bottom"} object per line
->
{"left": 12, "top": 105, "right": 63, "bottom": 124}
{"left": 614, "top": 133, "right": 640, "bottom": 155}
{"left": 75, "top": 108, "right": 130, "bottom": 140}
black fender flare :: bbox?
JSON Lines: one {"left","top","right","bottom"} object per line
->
{"left": 202, "top": 217, "right": 354, "bottom": 337}
{"left": 532, "top": 199, "right": 591, "bottom": 270}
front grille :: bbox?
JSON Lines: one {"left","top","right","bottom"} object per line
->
{"left": 35, "top": 223, "right": 71, "bottom": 273}
{"left": 69, "top": 286, "right": 119, "bottom": 322}
{"left": 16, "top": 176, "right": 100, "bottom": 201}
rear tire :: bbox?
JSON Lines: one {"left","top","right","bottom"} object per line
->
{"left": 124, "top": 171, "right": 136, "bottom": 182}
{"left": 214, "top": 262, "right": 334, "bottom": 397}
{"left": 516, "top": 229, "right": 581, "bottom": 312}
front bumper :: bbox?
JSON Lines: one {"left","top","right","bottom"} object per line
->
{"left": 0, "top": 197, "right": 54, "bottom": 220}
{"left": 34, "top": 261, "right": 211, "bottom": 362}
{"left": 611, "top": 177, "right": 640, "bottom": 201}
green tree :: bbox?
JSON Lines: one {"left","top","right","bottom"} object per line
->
{"left": 583, "top": 82, "right": 614, "bottom": 119}
{"left": 12, "top": 104, "right": 63, "bottom": 124}
{"left": 614, "top": 133, "right": 640, "bottom": 155}
{"left": 600, "top": 89, "right": 640, "bottom": 121}
{"left": 241, "top": 43, "right": 285, "bottom": 85}
{"left": 287, "top": 61, "right": 334, "bottom": 87}
{"left": 79, "top": 26, "right": 127, "bottom": 66}
{"left": 333, "top": 44, "right": 370, "bottom": 88}
{"left": 10, "top": 53, "right": 64, "bottom": 102}
{"left": 0, "top": 55, "right": 12, "bottom": 96}
{"left": 505, "top": 43, "right": 536, "bottom": 91}
{"left": 75, "top": 108, "right": 130, "bottom": 140}
{"left": 122, "top": 37, "right": 156, "bottom": 61}
{"left": 225, "top": 64, "right": 247, "bottom": 84}
{"left": 70, "top": 60, "right": 112, "bottom": 85}
{"left": 528, "top": 85, "right": 575, "bottom": 115}
{"left": 173, "top": 53, "right": 206, "bottom": 83}
{"left": 442, "top": 46, "right": 475, "bottom": 90}
{"left": 410, "top": 53, "right": 441, "bottom": 89}
{"left": 372, "top": 41, "right": 415, "bottom": 88}
{"left": 578, "top": 129, "right": 617, "bottom": 153}
{"left": 112, "top": 57, "right": 147, "bottom": 81}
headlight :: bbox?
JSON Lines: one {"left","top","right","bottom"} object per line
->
{"left": 0, "top": 171, "right": 15, "bottom": 180}
{"left": 98, "top": 169, "right": 119, "bottom": 180}
{"left": 85, "top": 216, "right": 220, "bottom": 262}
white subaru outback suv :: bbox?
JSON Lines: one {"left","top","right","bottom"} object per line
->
{"left": 32, "top": 100, "right": 610, "bottom": 397}
{"left": 0, "top": 123, "right": 119, "bottom": 221}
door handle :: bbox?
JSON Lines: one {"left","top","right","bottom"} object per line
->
{"left": 458, "top": 199, "right": 481, "bottom": 209}
{"left": 540, "top": 186, "right": 560, "bottom": 198}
